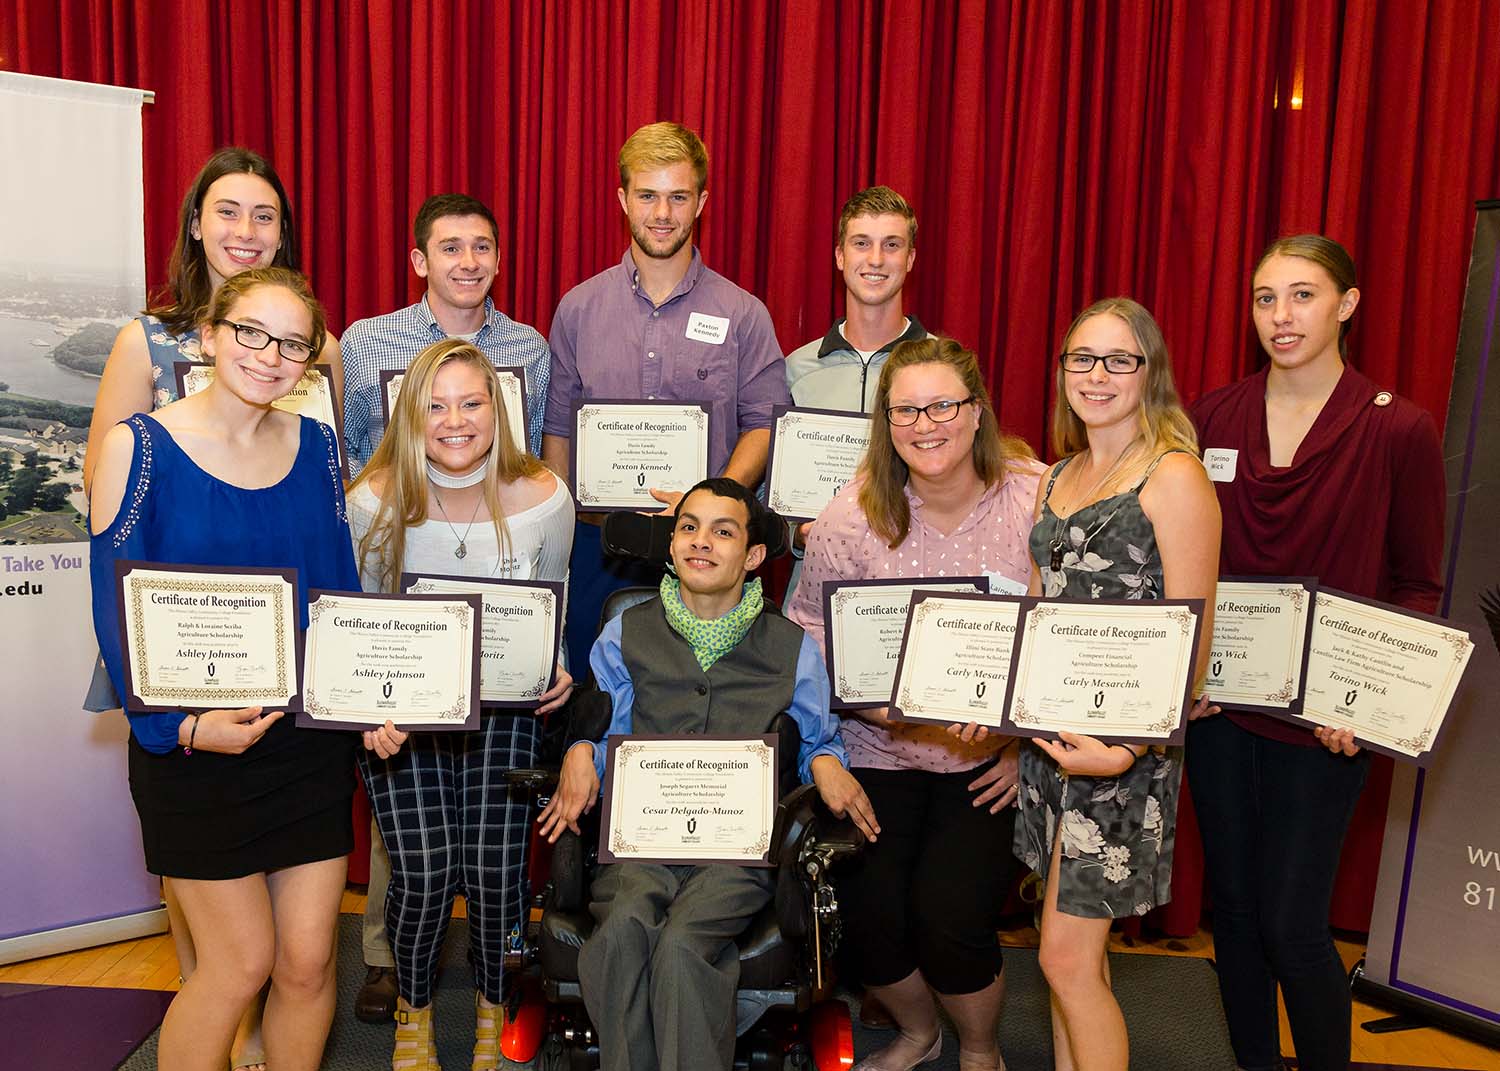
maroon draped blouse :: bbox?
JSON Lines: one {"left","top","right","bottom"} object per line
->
{"left": 1191, "top": 364, "right": 1446, "bottom": 744}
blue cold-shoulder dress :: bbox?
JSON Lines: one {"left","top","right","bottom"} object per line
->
{"left": 89, "top": 413, "right": 361, "bottom": 879}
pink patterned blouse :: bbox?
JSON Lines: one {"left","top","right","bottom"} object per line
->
{"left": 787, "top": 462, "right": 1045, "bottom": 772}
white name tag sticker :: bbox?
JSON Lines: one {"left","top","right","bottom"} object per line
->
{"left": 984, "top": 572, "right": 1028, "bottom": 596}
{"left": 1203, "top": 448, "right": 1238, "bottom": 483}
{"left": 686, "top": 312, "right": 730, "bottom": 345}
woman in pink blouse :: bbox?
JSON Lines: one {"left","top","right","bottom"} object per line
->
{"left": 788, "top": 337, "right": 1042, "bottom": 1071}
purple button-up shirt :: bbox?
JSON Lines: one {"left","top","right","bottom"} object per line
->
{"left": 545, "top": 248, "right": 790, "bottom": 476}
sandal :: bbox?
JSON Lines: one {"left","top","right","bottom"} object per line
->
{"left": 230, "top": 1048, "right": 266, "bottom": 1071}
{"left": 472, "top": 992, "right": 501, "bottom": 1071}
{"left": 393, "top": 998, "right": 439, "bottom": 1071}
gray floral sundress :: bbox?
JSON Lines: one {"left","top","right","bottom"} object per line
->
{"left": 1014, "top": 451, "right": 1187, "bottom": 918}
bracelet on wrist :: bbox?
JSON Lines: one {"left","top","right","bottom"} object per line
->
{"left": 183, "top": 713, "right": 201, "bottom": 755}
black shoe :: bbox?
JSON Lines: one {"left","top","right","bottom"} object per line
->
{"left": 354, "top": 965, "right": 398, "bottom": 1023}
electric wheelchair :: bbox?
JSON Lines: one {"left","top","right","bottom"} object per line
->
{"left": 498, "top": 510, "right": 865, "bottom": 1070}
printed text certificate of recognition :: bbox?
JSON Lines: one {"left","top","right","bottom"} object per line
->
{"left": 298, "top": 590, "right": 482, "bottom": 732}
{"left": 1203, "top": 578, "right": 1316, "bottom": 712}
{"left": 887, "top": 592, "right": 1024, "bottom": 726}
{"left": 1297, "top": 589, "right": 1474, "bottom": 765}
{"left": 401, "top": 573, "right": 562, "bottom": 707}
{"left": 380, "top": 366, "right": 528, "bottom": 454}
{"left": 1001, "top": 598, "right": 1204, "bottom": 745}
{"left": 175, "top": 360, "right": 349, "bottom": 478}
{"left": 599, "top": 735, "right": 778, "bottom": 866}
{"left": 115, "top": 561, "right": 300, "bottom": 712}
{"left": 765, "top": 405, "right": 873, "bottom": 521}
{"left": 570, "top": 400, "right": 711, "bottom": 511}
{"left": 823, "top": 577, "right": 988, "bottom": 709}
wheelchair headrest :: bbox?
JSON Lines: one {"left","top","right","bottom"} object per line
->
{"left": 599, "top": 585, "right": 661, "bottom": 632}
{"left": 600, "top": 505, "right": 791, "bottom": 566}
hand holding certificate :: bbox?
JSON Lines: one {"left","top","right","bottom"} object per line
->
{"left": 1296, "top": 589, "right": 1473, "bottom": 765}
{"left": 298, "top": 590, "right": 481, "bottom": 731}
{"left": 599, "top": 735, "right": 778, "bottom": 865}
{"left": 1001, "top": 599, "right": 1205, "bottom": 745}
{"left": 765, "top": 406, "right": 872, "bottom": 521}
{"left": 115, "top": 562, "right": 301, "bottom": 711}
{"left": 401, "top": 574, "right": 562, "bottom": 707}
{"left": 570, "top": 400, "right": 711, "bottom": 511}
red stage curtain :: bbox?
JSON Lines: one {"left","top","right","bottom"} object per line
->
{"left": 7, "top": 0, "right": 1499, "bottom": 935}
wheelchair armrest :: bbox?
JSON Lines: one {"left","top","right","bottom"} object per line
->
{"left": 505, "top": 767, "right": 559, "bottom": 795}
{"left": 547, "top": 807, "right": 602, "bottom": 914}
{"left": 771, "top": 782, "right": 867, "bottom": 942}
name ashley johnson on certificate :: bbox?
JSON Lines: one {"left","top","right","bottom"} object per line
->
{"left": 115, "top": 562, "right": 300, "bottom": 711}
{"left": 298, "top": 590, "right": 482, "bottom": 732}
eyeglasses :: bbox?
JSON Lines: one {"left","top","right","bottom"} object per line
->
{"left": 1059, "top": 351, "right": 1145, "bottom": 374}
{"left": 214, "top": 319, "right": 315, "bottom": 364}
{"left": 885, "top": 397, "right": 975, "bottom": 426}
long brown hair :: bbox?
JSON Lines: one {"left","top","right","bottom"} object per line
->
{"left": 858, "top": 337, "right": 1035, "bottom": 548}
{"left": 151, "top": 147, "right": 298, "bottom": 336}
{"left": 349, "top": 340, "right": 546, "bottom": 592}
{"left": 1049, "top": 298, "right": 1198, "bottom": 459}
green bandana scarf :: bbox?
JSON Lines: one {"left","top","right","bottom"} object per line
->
{"left": 660, "top": 574, "right": 764, "bottom": 671}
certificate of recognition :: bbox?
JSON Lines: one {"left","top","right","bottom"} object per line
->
{"left": 570, "top": 400, "right": 711, "bottom": 511}
{"left": 1001, "top": 599, "right": 1205, "bottom": 745}
{"left": 765, "top": 406, "right": 872, "bottom": 522}
{"left": 298, "top": 590, "right": 482, "bottom": 732}
{"left": 175, "top": 360, "right": 349, "bottom": 477}
{"left": 1297, "top": 590, "right": 1474, "bottom": 765}
{"left": 823, "top": 577, "right": 988, "bottom": 709}
{"left": 598, "top": 735, "right": 778, "bottom": 866}
{"left": 888, "top": 592, "right": 1024, "bottom": 727}
{"left": 1203, "top": 578, "right": 1316, "bottom": 712}
{"left": 401, "top": 574, "right": 562, "bottom": 707}
{"left": 114, "top": 561, "right": 301, "bottom": 712}
{"left": 380, "top": 366, "right": 528, "bottom": 454}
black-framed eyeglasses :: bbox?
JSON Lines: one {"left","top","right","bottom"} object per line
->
{"left": 214, "top": 319, "right": 315, "bottom": 364}
{"left": 1058, "top": 351, "right": 1145, "bottom": 374}
{"left": 884, "top": 397, "right": 975, "bottom": 426}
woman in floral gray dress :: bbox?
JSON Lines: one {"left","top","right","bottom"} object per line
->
{"left": 1018, "top": 298, "right": 1219, "bottom": 1071}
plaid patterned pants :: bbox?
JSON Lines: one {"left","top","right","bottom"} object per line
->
{"left": 359, "top": 712, "right": 542, "bottom": 1006}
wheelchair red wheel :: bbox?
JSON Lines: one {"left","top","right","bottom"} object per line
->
{"left": 807, "top": 999, "right": 855, "bottom": 1070}
{"left": 499, "top": 985, "right": 548, "bottom": 1063}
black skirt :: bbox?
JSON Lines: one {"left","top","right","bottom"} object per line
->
{"left": 128, "top": 715, "right": 356, "bottom": 879}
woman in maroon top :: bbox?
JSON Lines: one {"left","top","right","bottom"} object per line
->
{"left": 1190, "top": 235, "right": 1445, "bottom": 1071}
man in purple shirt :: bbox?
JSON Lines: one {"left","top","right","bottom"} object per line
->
{"left": 544, "top": 121, "right": 790, "bottom": 670}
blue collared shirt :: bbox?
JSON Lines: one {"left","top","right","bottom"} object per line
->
{"left": 582, "top": 608, "right": 848, "bottom": 789}
{"left": 340, "top": 295, "right": 551, "bottom": 471}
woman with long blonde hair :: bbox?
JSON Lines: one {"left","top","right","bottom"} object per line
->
{"left": 789, "top": 337, "right": 1042, "bottom": 1071}
{"left": 1012, "top": 297, "right": 1219, "bottom": 1071}
{"left": 349, "top": 339, "right": 575, "bottom": 1071}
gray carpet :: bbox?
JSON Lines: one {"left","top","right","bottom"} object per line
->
{"left": 121, "top": 915, "right": 1237, "bottom": 1069}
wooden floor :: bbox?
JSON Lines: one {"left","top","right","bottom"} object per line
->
{"left": 3, "top": 889, "right": 1496, "bottom": 1069}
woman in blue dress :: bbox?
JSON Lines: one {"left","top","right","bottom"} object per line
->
{"left": 89, "top": 268, "right": 358, "bottom": 1071}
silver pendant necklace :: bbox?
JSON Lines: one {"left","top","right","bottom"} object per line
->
{"left": 431, "top": 486, "right": 485, "bottom": 559}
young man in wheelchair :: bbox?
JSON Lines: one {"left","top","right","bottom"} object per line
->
{"left": 536, "top": 477, "right": 879, "bottom": 1071}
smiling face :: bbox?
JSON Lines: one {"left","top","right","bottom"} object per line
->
{"left": 670, "top": 489, "right": 766, "bottom": 604}
{"left": 190, "top": 172, "right": 284, "bottom": 288}
{"left": 886, "top": 362, "right": 980, "bottom": 484}
{"left": 836, "top": 212, "right": 915, "bottom": 310}
{"left": 201, "top": 284, "right": 311, "bottom": 406}
{"left": 1251, "top": 253, "right": 1359, "bottom": 372}
{"left": 617, "top": 161, "right": 707, "bottom": 261}
{"left": 412, "top": 214, "right": 498, "bottom": 321}
{"left": 423, "top": 358, "right": 497, "bottom": 478}
{"left": 1060, "top": 313, "right": 1146, "bottom": 435}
